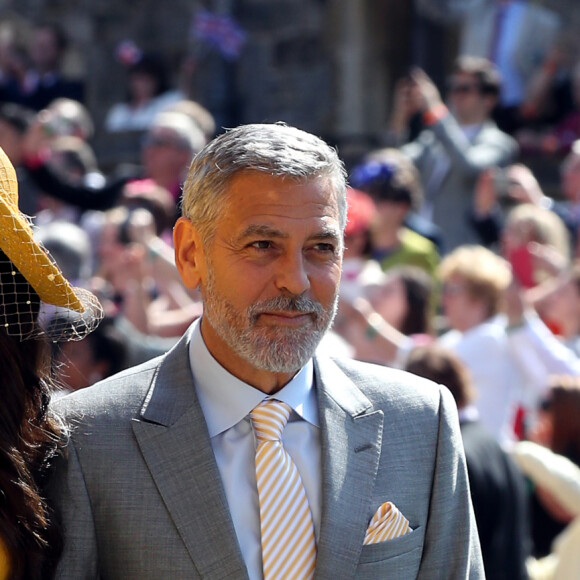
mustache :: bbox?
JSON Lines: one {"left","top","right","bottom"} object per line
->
{"left": 248, "top": 294, "right": 324, "bottom": 319}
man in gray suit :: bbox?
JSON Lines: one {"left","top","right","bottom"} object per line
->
{"left": 401, "top": 56, "right": 519, "bottom": 253}
{"left": 49, "top": 123, "right": 484, "bottom": 578}
{"left": 416, "top": 0, "right": 561, "bottom": 133}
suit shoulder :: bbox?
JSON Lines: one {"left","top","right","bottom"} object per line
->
{"left": 330, "top": 356, "right": 445, "bottom": 410}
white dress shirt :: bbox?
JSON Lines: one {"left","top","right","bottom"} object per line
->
{"left": 189, "top": 319, "right": 322, "bottom": 580}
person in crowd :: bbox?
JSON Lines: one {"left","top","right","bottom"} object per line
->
{"left": 49, "top": 122, "right": 483, "bottom": 578}
{"left": 499, "top": 273, "right": 580, "bottom": 419}
{"left": 0, "top": 101, "right": 39, "bottom": 215}
{"left": 415, "top": 0, "right": 561, "bottom": 134}
{"left": 528, "top": 263, "right": 580, "bottom": 355}
{"left": 405, "top": 344, "right": 531, "bottom": 580}
{"left": 501, "top": 203, "right": 571, "bottom": 286}
{"left": 95, "top": 205, "right": 177, "bottom": 326}
{"left": 105, "top": 52, "right": 183, "bottom": 133}
{"left": 33, "top": 135, "right": 102, "bottom": 226}
{"left": 165, "top": 98, "right": 217, "bottom": 142}
{"left": 517, "top": 59, "right": 580, "bottom": 157}
{"left": 94, "top": 203, "right": 200, "bottom": 359}
{"left": 471, "top": 142, "right": 580, "bottom": 256}
{"left": 399, "top": 56, "right": 519, "bottom": 252}
{"left": 0, "top": 21, "right": 31, "bottom": 103}
{"left": 36, "top": 220, "right": 93, "bottom": 288}
{"left": 140, "top": 110, "right": 206, "bottom": 204}
{"left": 52, "top": 315, "right": 128, "bottom": 393}
{"left": 39, "top": 97, "right": 94, "bottom": 141}
{"left": 20, "top": 102, "right": 206, "bottom": 220}
{"left": 335, "top": 265, "right": 435, "bottom": 367}
{"left": 1, "top": 21, "right": 84, "bottom": 111}
{"left": 338, "top": 186, "right": 382, "bottom": 305}
{"left": 119, "top": 177, "right": 177, "bottom": 242}
{"left": 470, "top": 162, "right": 553, "bottom": 248}
{"left": 548, "top": 141, "right": 580, "bottom": 252}
{"left": 512, "top": 439, "right": 580, "bottom": 580}
{"left": 437, "top": 245, "right": 536, "bottom": 442}
{"left": 349, "top": 149, "right": 439, "bottom": 276}
{"left": 19, "top": 103, "right": 129, "bottom": 213}
{"left": 521, "top": 375, "right": 580, "bottom": 563}
{"left": 0, "top": 146, "right": 102, "bottom": 579}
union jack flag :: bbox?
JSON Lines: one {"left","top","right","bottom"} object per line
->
{"left": 191, "top": 9, "right": 247, "bottom": 60}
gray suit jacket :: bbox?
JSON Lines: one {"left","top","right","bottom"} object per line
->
{"left": 48, "top": 326, "right": 484, "bottom": 578}
{"left": 402, "top": 115, "right": 518, "bottom": 253}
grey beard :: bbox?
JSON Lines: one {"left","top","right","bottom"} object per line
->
{"left": 203, "top": 288, "right": 338, "bottom": 373}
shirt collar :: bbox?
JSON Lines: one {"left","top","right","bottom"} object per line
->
{"left": 460, "top": 123, "right": 483, "bottom": 140}
{"left": 189, "top": 318, "right": 319, "bottom": 437}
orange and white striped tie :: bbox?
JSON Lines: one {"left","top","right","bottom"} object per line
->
{"left": 250, "top": 399, "right": 317, "bottom": 580}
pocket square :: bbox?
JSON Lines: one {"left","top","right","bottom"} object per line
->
{"left": 363, "top": 501, "right": 412, "bottom": 545}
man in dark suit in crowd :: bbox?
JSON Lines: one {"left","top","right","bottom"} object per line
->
{"left": 1, "top": 22, "right": 84, "bottom": 111}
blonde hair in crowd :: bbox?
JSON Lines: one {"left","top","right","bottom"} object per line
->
{"left": 505, "top": 204, "right": 571, "bottom": 264}
{"left": 438, "top": 245, "right": 512, "bottom": 318}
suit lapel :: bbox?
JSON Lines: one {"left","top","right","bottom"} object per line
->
{"left": 313, "top": 357, "right": 384, "bottom": 580}
{"left": 132, "top": 331, "right": 249, "bottom": 579}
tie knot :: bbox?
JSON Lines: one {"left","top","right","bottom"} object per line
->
{"left": 250, "top": 399, "right": 291, "bottom": 443}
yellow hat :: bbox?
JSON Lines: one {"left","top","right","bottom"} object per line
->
{"left": 0, "top": 146, "right": 85, "bottom": 311}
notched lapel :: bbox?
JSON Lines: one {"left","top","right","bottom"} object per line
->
{"left": 313, "top": 357, "right": 384, "bottom": 580}
{"left": 132, "top": 333, "right": 249, "bottom": 580}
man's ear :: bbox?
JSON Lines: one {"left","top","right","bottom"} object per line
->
{"left": 173, "top": 217, "right": 205, "bottom": 289}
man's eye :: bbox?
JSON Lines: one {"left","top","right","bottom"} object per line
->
{"left": 314, "top": 243, "right": 336, "bottom": 253}
{"left": 250, "top": 240, "right": 272, "bottom": 250}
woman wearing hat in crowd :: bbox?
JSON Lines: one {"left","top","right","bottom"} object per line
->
{"left": 0, "top": 147, "right": 102, "bottom": 579}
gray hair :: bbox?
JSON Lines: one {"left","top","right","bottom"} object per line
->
{"left": 181, "top": 123, "right": 347, "bottom": 244}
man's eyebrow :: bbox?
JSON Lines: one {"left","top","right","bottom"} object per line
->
{"left": 237, "top": 224, "right": 342, "bottom": 244}
{"left": 312, "top": 226, "right": 342, "bottom": 241}
{"left": 238, "top": 224, "right": 288, "bottom": 240}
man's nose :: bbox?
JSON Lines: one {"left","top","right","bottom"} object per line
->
{"left": 274, "top": 252, "right": 310, "bottom": 296}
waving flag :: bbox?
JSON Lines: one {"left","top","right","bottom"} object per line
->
{"left": 191, "top": 9, "right": 247, "bottom": 60}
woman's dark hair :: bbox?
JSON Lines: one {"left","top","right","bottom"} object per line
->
{"left": 0, "top": 251, "right": 63, "bottom": 579}
{"left": 349, "top": 149, "right": 423, "bottom": 211}
{"left": 405, "top": 345, "right": 476, "bottom": 409}
{"left": 393, "top": 266, "right": 434, "bottom": 336}
{"left": 127, "top": 52, "right": 170, "bottom": 98}
{"left": 89, "top": 316, "right": 128, "bottom": 376}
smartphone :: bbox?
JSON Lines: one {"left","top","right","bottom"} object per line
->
{"left": 492, "top": 167, "right": 510, "bottom": 198}
{"left": 508, "top": 245, "right": 535, "bottom": 288}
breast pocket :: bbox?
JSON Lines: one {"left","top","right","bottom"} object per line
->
{"left": 355, "top": 526, "right": 423, "bottom": 579}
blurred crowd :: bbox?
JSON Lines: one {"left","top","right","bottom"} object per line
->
{"left": 3, "top": 4, "right": 580, "bottom": 578}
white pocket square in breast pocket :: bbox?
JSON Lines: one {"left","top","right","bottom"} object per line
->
{"left": 363, "top": 501, "right": 413, "bottom": 545}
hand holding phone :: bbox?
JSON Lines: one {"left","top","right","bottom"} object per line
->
{"left": 508, "top": 244, "right": 535, "bottom": 288}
